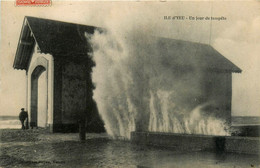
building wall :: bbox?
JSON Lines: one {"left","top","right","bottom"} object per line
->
{"left": 201, "top": 71, "right": 232, "bottom": 123}
{"left": 137, "top": 69, "right": 232, "bottom": 132}
{"left": 137, "top": 69, "right": 209, "bottom": 132}
{"left": 167, "top": 70, "right": 232, "bottom": 123}
{"left": 27, "top": 45, "right": 54, "bottom": 129}
{"left": 53, "top": 56, "right": 102, "bottom": 132}
{"left": 61, "top": 61, "right": 87, "bottom": 124}
{"left": 159, "top": 69, "right": 232, "bottom": 122}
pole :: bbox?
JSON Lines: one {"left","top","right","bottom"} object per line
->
{"left": 79, "top": 114, "right": 86, "bottom": 141}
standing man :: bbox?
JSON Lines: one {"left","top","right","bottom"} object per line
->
{"left": 19, "top": 108, "right": 28, "bottom": 130}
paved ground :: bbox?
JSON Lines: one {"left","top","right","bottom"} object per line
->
{"left": 0, "top": 129, "right": 259, "bottom": 168}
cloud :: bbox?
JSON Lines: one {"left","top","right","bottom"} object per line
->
{"left": 219, "top": 16, "right": 260, "bottom": 44}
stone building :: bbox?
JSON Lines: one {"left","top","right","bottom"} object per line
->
{"left": 13, "top": 16, "right": 104, "bottom": 132}
{"left": 13, "top": 16, "right": 241, "bottom": 133}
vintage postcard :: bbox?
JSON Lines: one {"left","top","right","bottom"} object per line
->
{"left": 0, "top": 1, "right": 259, "bottom": 167}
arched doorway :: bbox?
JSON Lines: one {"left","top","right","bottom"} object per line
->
{"left": 37, "top": 71, "right": 48, "bottom": 127}
{"left": 30, "top": 65, "right": 47, "bottom": 128}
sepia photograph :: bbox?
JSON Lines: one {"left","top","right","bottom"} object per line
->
{"left": 0, "top": 1, "right": 259, "bottom": 167}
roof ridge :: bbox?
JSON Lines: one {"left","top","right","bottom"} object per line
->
{"left": 157, "top": 36, "right": 211, "bottom": 47}
{"left": 25, "top": 16, "right": 98, "bottom": 29}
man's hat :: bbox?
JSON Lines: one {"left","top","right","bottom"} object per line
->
{"left": 21, "top": 108, "right": 25, "bottom": 110}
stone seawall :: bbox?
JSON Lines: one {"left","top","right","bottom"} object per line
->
{"left": 131, "top": 132, "right": 260, "bottom": 155}
{"left": 231, "top": 125, "right": 260, "bottom": 137}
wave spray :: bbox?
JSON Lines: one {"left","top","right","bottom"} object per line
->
{"left": 87, "top": 29, "right": 230, "bottom": 139}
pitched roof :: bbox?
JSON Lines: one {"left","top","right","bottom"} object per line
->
{"left": 13, "top": 16, "right": 241, "bottom": 73}
{"left": 13, "top": 16, "right": 98, "bottom": 70}
{"left": 155, "top": 37, "right": 242, "bottom": 73}
{"left": 26, "top": 16, "right": 97, "bottom": 55}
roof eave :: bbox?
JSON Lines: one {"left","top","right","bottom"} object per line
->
{"left": 209, "top": 45, "right": 242, "bottom": 73}
{"left": 13, "top": 17, "right": 27, "bottom": 70}
{"left": 13, "top": 17, "right": 35, "bottom": 71}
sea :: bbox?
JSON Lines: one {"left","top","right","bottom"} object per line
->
{"left": 0, "top": 116, "right": 21, "bottom": 129}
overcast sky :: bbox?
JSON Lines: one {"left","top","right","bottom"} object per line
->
{"left": 0, "top": 1, "right": 259, "bottom": 116}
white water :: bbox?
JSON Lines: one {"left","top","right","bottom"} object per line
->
{"left": 87, "top": 30, "right": 230, "bottom": 139}
{"left": 149, "top": 90, "right": 229, "bottom": 135}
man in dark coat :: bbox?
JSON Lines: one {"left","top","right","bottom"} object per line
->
{"left": 19, "top": 108, "right": 28, "bottom": 130}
